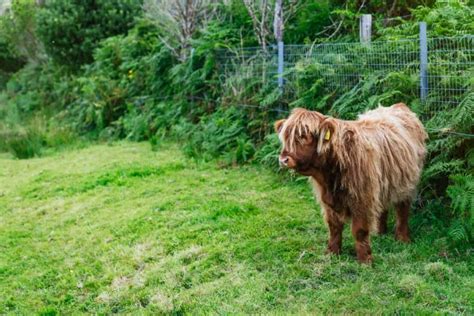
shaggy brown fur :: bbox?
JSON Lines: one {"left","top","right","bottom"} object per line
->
{"left": 275, "top": 103, "right": 427, "bottom": 263}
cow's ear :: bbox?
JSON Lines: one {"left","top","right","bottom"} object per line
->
{"left": 274, "top": 119, "right": 286, "bottom": 133}
{"left": 317, "top": 119, "right": 337, "bottom": 153}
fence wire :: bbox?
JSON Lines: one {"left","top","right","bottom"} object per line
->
{"left": 216, "top": 35, "right": 473, "bottom": 121}
{"left": 426, "top": 36, "right": 474, "bottom": 111}
{"left": 283, "top": 40, "right": 420, "bottom": 100}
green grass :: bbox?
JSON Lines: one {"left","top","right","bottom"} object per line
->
{"left": 0, "top": 142, "right": 473, "bottom": 314}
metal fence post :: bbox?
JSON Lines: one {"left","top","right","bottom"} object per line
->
{"left": 277, "top": 40, "right": 284, "bottom": 90}
{"left": 419, "top": 22, "right": 428, "bottom": 101}
{"left": 274, "top": 0, "right": 284, "bottom": 92}
{"left": 359, "top": 14, "right": 372, "bottom": 44}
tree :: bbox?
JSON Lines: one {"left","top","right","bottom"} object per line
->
{"left": 143, "top": 0, "right": 222, "bottom": 61}
{"left": 242, "top": 0, "right": 299, "bottom": 51}
{"left": 273, "top": 0, "right": 282, "bottom": 42}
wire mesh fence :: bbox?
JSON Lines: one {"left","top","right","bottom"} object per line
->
{"left": 216, "top": 35, "right": 473, "bottom": 121}
{"left": 283, "top": 40, "right": 421, "bottom": 101}
{"left": 425, "top": 36, "right": 474, "bottom": 111}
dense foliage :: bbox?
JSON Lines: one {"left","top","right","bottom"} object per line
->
{"left": 0, "top": 0, "right": 472, "bottom": 245}
{"left": 0, "top": 38, "right": 24, "bottom": 88}
{"left": 36, "top": 0, "right": 142, "bottom": 68}
{"left": 0, "top": 0, "right": 43, "bottom": 63}
{"left": 0, "top": 0, "right": 39, "bottom": 87}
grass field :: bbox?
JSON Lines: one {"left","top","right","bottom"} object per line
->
{"left": 0, "top": 142, "right": 473, "bottom": 314}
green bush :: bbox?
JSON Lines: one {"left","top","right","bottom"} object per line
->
{"left": 0, "top": 66, "right": 79, "bottom": 158}
{"left": 446, "top": 173, "right": 474, "bottom": 243}
{"left": 284, "top": 0, "right": 332, "bottom": 43}
{"left": 0, "top": 124, "right": 78, "bottom": 159}
{"left": 380, "top": 0, "right": 473, "bottom": 39}
{"left": 2, "top": 127, "right": 44, "bottom": 159}
{"left": 0, "top": 39, "right": 25, "bottom": 76}
{"left": 0, "top": 114, "right": 45, "bottom": 159}
{"left": 37, "top": 0, "right": 142, "bottom": 68}
{"left": 254, "top": 133, "right": 281, "bottom": 171}
{"left": 0, "top": 0, "right": 42, "bottom": 67}
{"left": 0, "top": 0, "right": 33, "bottom": 87}
{"left": 178, "top": 107, "right": 255, "bottom": 165}
{"left": 422, "top": 93, "right": 474, "bottom": 243}
{"left": 63, "top": 20, "right": 180, "bottom": 137}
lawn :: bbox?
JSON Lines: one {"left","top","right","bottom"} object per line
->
{"left": 0, "top": 142, "right": 472, "bottom": 314}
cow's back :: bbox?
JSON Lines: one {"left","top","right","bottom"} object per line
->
{"left": 356, "top": 104, "right": 427, "bottom": 207}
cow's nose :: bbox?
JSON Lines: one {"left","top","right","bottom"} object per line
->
{"left": 279, "top": 156, "right": 289, "bottom": 166}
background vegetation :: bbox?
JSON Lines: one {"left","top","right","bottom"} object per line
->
{"left": 0, "top": 0, "right": 473, "bottom": 312}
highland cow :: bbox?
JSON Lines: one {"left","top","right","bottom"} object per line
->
{"left": 275, "top": 103, "right": 427, "bottom": 263}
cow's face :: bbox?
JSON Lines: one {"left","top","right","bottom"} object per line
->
{"left": 275, "top": 119, "right": 316, "bottom": 172}
{"left": 274, "top": 108, "right": 332, "bottom": 174}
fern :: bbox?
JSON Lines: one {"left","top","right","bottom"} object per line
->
{"left": 447, "top": 220, "right": 469, "bottom": 243}
{"left": 447, "top": 174, "right": 474, "bottom": 218}
{"left": 422, "top": 160, "right": 465, "bottom": 180}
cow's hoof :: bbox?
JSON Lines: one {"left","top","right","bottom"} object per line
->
{"left": 325, "top": 243, "right": 341, "bottom": 255}
{"left": 325, "top": 245, "right": 341, "bottom": 255}
{"left": 357, "top": 254, "right": 373, "bottom": 264}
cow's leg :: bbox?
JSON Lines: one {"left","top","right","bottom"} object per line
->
{"left": 351, "top": 214, "right": 372, "bottom": 264}
{"left": 325, "top": 208, "right": 344, "bottom": 255}
{"left": 378, "top": 209, "right": 389, "bottom": 234}
{"left": 395, "top": 199, "right": 411, "bottom": 243}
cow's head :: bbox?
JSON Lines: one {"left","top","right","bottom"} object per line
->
{"left": 275, "top": 108, "right": 336, "bottom": 174}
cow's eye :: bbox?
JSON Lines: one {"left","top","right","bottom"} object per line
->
{"left": 300, "top": 135, "right": 311, "bottom": 145}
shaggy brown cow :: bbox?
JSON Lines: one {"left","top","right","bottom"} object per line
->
{"left": 275, "top": 103, "right": 427, "bottom": 263}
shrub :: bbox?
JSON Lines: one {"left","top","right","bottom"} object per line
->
{"left": 0, "top": 0, "right": 43, "bottom": 66}
{"left": 178, "top": 107, "right": 255, "bottom": 164}
{"left": 0, "top": 1, "right": 32, "bottom": 87}
{"left": 3, "top": 127, "right": 43, "bottom": 159}
{"left": 64, "top": 20, "right": 180, "bottom": 137}
{"left": 421, "top": 93, "right": 474, "bottom": 243}
{"left": 0, "top": 39, "right": 25, "bottom": 76}
{"left": 445, "top": 173, "right": 474, "bottom": 243}
{"left": 37, "top": 0, "right": 142, "bottom": 68}
{"left": 0, "top": 68, "right": 79, "bottom": 158}
{"left": 380, "top": 0, "right": 474, "bottom": 39}
{"left": 284, "top": 0, "right": 332, "bottom": 43}
{"left": 254, "top": 133, "right": 281, "bottom": 171}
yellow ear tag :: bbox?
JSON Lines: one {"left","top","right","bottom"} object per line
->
{"left": 324, "top": 130, "right": 331, "bottom": 141}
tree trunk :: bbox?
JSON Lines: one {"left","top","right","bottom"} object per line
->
{"left": 273, "top": 0, "right": 283, "bottom": 42}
